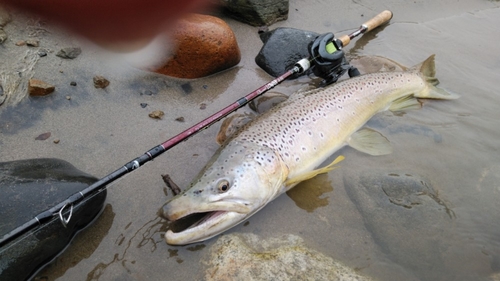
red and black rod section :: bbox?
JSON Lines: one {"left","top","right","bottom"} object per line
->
{"left": 0, "top": 63, "right": 307, "bottom": 247}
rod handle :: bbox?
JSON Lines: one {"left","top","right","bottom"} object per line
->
{"left": 362, "top": 10, "right": 393, "bottom": 32}
{"left": 338, "top": 10, "right": 393, "bottom": 47}
{"left": 338, "top": 34, "right": 351, "bottom": 47}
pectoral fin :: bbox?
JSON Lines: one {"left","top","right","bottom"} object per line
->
{"left": 285, "top": 155, "right": 344, "bottom": 187}
{"left": 348, "top": 128, "right": 392, "bottom": 156}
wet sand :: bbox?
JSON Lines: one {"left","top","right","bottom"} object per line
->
{"left": 1, "top": 0, "right": 500, "bottom": 280}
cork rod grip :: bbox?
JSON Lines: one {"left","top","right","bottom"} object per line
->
{"left": 338, "top": 35, "right": 351, "bottom": 47}
{"left": 362, "top": 10, "right": 393, "bottom": 32}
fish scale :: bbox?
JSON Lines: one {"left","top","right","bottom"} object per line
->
{"left": 162, "top": 55, "right": 459, "bottom": 245}
{"left": 234, "top": 71, "right": 424, "bottom": 178}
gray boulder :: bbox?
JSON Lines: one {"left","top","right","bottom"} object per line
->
{"left": 221, "top": 0, "right": 289, "bottom": 26}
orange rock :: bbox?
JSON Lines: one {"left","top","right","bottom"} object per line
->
{"left": 28, "top": 79, "right": 55, "bottom": 96}
{"left": 152, "top": 14, "right": 241, "bottom": 79}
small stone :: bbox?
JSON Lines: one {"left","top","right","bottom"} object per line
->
{"left": 66, "top": 96, "right": 71, "bottom": 100}
{"left": 151, "top": 14, "right": 241, "bottom": 79}
{"left": 93, "top": 76, "right": 109, "bottom": 89}
{"left": 140, "top": 103, "right": 148, "bottom": 108}
{"left": 38, "top": 51, "right": 47, "bottom": 57}
{"left": 199, "top": 103, "right": 207, "bottom": 110}
{"left": 53, "top": 139, "right": 60, "bottom": 144}
{"left": 35, "top": 132, "right": 51, "bottom": 140}
{"left": 149, "top": 110, "right": 164, "bottom": 119}
{"left": 28, "top": 79, "right": 55, "bottom": 96}
{"left": 56, "top": 47, "right": 82, "bottom": 59}
{"left": 15, "top": 40, "right": 26, "bottom": 46}
{"left": 143, "top": 90, "right": 154, "bottom": 96}
{"left": 70, "top": 81, "right": 77, "bottom": 86}
{"left": 26, "top": 39, "right": 39, "bottom": 47}
{"left": 0, "top": 28, "right": 6, "bottom": 44}
{"left": 175, "top": 117, "right": 185, "bottom": 122}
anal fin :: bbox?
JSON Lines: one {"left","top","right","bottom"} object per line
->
{"left": 389, "top": 95, "right": 422, "bottom": 112}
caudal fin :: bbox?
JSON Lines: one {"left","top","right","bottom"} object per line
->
{"left": 411, "top": 55, "right": 460, "bottom": 100}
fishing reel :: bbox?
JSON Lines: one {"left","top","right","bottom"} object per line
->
{"left": 308, "top": 33, "right": 360, "bottom": 86}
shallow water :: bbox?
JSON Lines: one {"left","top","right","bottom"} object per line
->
{"left": 1, "top": 1, "right": 500, "bottom": 280}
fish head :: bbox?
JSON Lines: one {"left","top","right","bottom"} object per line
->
{"left": 161, "top": 140, "right": 288, "bottom": 245}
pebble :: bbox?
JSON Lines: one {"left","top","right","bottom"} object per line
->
{"left": 152, "top": 14, "right": 240, "bottom": 79}
{"left": 28, "top": 79, "right": 55, "bottom": 96}
{"left": 38, "top": 50, "right": 47, "bottom": 57}
{"left": 26, "top": 39, "right": 39, "bottom": 47}
{"left": 149, "top": 110, "right": 164, "bottom": 119}
{"left": 15, "top": 40, "right": 25, "bottom": 46}
{"left": 70, "top": 81, "right": 77, "bottom": 86}
{"left": 93, "top": 76, "right": 109, "bottom": 89}
{"left": 56, "top": 47, "right": 82, "bottom": 59}
{"left": 140, "top": 103, "right": 148, "bottom": 108}
{"left": 53, "top": 139, "right": 60, "bottom": 144}
{"left": 175, "top": 117, "right": 185, "bottom": 122}
{"left": 66, "top": 96, "right": 71, "bottom": 100}
{"left": 0, "top": 28, "right": 6, "bottom": 44}
{"left": 199, "top": 103, "right": 207, "bottom": 110}
{"left": 35, "top": 132, "right": 51, "bottom": 140}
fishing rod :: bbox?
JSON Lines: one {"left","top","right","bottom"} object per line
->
{"left": 0, "top": 10, "right": 393, "bottom": 248}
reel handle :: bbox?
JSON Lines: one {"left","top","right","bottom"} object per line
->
{"left": 338, "top": 10, "right": 393, "bottom": 47}
{"left": 363, "top": 10, "right": 393, "bottom": 32}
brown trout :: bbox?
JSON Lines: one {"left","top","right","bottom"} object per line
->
{"left": 161, "top": 55, "right": 458, "bottom": 245}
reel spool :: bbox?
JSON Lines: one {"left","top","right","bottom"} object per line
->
{"left": 308, "top": 32, "right": 360, "bottom": 86}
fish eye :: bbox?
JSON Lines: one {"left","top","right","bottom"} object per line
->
{"left": 217, "top": 179, "right": 230, "bottom": 193}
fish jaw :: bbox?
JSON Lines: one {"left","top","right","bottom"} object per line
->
{"left": 165, "top": 211, "right": 249, "bottom": 245}
{"left": 162, "top": 140, "right": 288, "bottom": 245}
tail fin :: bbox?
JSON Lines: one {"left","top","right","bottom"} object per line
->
{"left": 411, "top": 55, "right": 460, "bottom": 100}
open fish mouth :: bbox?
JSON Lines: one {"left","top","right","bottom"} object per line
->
{"left": 165, "top": 209, "right": 247, "bottom": 245}
{"left": 167, "top": 211, "right": 227, "bottom": 233}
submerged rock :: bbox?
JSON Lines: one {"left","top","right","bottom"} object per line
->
{"left": 248, "top": 91, "right": 288, "bottom": 113}
{"left": 204, "top": 233, "right": 373, "bottom": 281}
{"left": 255, "top": 27, "right": 319, "bottom": 77}
{"left": 343, "top": 170, "right": 455, "bottom": 280}
{"left": 216, "top": 113, "right": 256, "bottom": 145}
{"left": 152, "top": 14, "right": 240, "bottom": 79}
{"left": 221, "top": 0, "right": 289, "bottom": 26}
{"left": 349, "top": 56, "right": 407, "bottom": 74}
